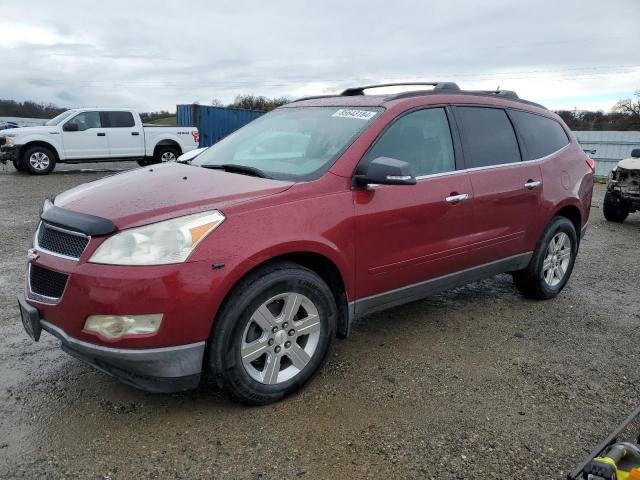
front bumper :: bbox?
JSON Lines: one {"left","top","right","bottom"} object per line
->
{"left": 19, "top": 295, "right": 205, "bottom": 393}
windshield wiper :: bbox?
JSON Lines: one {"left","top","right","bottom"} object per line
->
{"left": 200, "top": 163, "right": 272, "bottom": 179}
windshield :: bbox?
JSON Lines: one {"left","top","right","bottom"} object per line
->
{"left": 193, "top": 106, "right": 382, "bottom": 181}
{"left": 45, "top": 110, "right": 76, "bottom": 126}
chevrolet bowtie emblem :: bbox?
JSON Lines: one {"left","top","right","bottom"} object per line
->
{"left": 27, "top": 248, "right": 39, "bottom": 261}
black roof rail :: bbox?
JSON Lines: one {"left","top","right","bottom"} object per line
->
{"left": 289, "top": 94, "right": 339, "bottom": 103}
{"left": 341, "top": 82, "right": 460, "bottom": 96}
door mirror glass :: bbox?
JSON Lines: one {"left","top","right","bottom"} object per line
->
{"left": 63, "top": 121, "right": 79, "bottom": 132}
{"left": 354, "top": 156, "right": 416, "bottom": 187}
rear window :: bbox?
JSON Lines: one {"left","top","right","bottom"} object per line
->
{"left": 456, "top": 107, "right": 521, "bottom": 168}
{"left": 508, "top": 110, "right": 569, "bottom": 160}
{"left": 105, "top": 111, "right": 135, "bottom": 128}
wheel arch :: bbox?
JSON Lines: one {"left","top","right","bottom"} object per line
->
{"left": 214, "top": 250, "right": 352, "bottom": 340}
{"left": 153, "top": 138, "right": 182, "bottom": 157}
{"left": 19, "top": 140, "right": 61, "bottom": 162}
{"left": 552, "top": 203, "right": 582, "bottom": 236}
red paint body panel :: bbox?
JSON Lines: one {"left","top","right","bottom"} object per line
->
{"left": 353, "top": 172, "right": 475, "bottom": 298}
{"left": 26, "top": 92, "right": 594, "bottom": 354}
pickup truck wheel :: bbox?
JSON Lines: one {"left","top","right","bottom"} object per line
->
{"left": 513, "top": 216, "right": 577, "bottom": 300}
{"left": 23, "top": 146, "right": 56, "bottom": 175}
{"left": 153, "top": 146, "right": 179, "bottom": 164}
{"left": 603, "top": 191, "right": 629, "bottom": 223}
{"left": 12, "top": 159, "right": 25, "bottom": 172}
{"left": 208, "top": 262, "right": 336, "bottom": 405}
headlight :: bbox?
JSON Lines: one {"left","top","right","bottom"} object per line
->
{"left": 3, "top": 135, "right": 14, "bottom": 146}
{"left": 89, "top": 210, "right": 225, "bottom": 265}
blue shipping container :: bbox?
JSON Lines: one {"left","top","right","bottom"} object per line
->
{"left": 177, "top": 104, "right": 265, "bottom": 147}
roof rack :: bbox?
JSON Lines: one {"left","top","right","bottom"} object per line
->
{"left": 389, "top": 88, "right": 519, "bottom": 101}
{"left": 290, "top": 83, "right": 546, "bottom": 109}
{"left": 341, "top": 82, "right": 460, "bottom": 96}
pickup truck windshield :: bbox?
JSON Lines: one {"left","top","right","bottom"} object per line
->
{"left": 45, "top": 110, "right": 76, "bottom": 126}
{"left": 193, "top": 107, "right": 382, "bottom": 181}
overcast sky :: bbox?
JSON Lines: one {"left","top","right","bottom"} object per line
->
{"left": 1, "top": 0, "right": 638, "bottom": 113}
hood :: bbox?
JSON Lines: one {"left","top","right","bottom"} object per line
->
{"left": 54, "top": 163, "right": 293, "bottom": 229}
{"left": 1, "top": 125, "right": 49, "bottom": 136}
{"left": 619, "top": 157, "right": 640, "bottom": 171}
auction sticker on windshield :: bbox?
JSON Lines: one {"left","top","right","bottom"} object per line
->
{"left": 332, "top": 109, "right": 378, "bottom": 120}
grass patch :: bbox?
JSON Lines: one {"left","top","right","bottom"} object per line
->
{"left": 147, "top": 116, "right": 177, "bottom": 125}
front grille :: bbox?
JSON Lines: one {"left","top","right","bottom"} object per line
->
{"left": 37, "top": 223, "right": 89, "bottom": 259}
{"left": 29, "top": 264, "right": 68, "bottom": 299}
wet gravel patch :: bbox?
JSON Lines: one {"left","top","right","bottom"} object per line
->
{"left": 0, "top": 163, "right": 638, "bottom": 479}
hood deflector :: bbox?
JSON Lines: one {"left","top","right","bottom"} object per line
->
{"left": 41, "top": 205, "right": 116, "bottom": 236}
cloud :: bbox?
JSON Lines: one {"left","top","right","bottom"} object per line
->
{"left": 0, "top": 0, "right": 638, "bottom": 112}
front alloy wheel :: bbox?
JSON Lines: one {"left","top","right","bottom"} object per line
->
{"left": 23, "top": 146, "right": 56, "bottom": 175}
{"left": 209, "top": 262, "right": 336, "bottom": 404}
{"left": 241, "top": 293, "right": 321, "bottom": 384}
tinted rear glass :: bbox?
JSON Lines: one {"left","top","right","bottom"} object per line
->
{"left": 508, "top": 110, "right": 569, "bottom": 160}
{"left": 106, "top": 111, "right": 135, "bottom": 128}
{"left": 457, "top": 107, "right": 521, "bottom": 168}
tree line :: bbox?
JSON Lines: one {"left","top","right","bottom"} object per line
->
{"left": 1, "top": 91, "right": 638, "bottom": 130}
{"left": 556, "top": 90, "right": 640, "bottom": 131}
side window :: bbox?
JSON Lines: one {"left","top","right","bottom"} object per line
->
{"left": 363, "top": 108, "right": 455, "bottom": 177}
{"left": 106, "top": 111, "right": 135, "bottom": 128}
{"left": 508, "top": 110, "right": 569, "bottom": 160}
{"left": 65, "top": 111, "right": 101, "bottom": 132}
{"left": 456, "top": 107, "right": 521, "bottom": 167}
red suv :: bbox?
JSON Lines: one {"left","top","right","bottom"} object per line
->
{"left": 18, "top": 82, "right": 594, "bottom": 404}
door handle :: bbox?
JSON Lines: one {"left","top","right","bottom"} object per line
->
{"left": 445, "top": 193, "right": 470, "bottom": 204}
{"left": 524, "top": 180, "right": 541, "bottom": 190}
{"left": 131, "top": 132, "right": 140, "bottom": 136}
{"left": 97, "top": 132, "right": 106, "bottom": 137}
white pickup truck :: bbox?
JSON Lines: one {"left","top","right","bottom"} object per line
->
{"left": 0, "top": 108, "right": 199, "bottom": 174}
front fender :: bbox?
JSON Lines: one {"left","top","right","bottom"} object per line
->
{"left": 16, "top": 134, "right": 63, "bottom": 160}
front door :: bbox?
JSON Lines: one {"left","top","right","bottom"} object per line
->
{"left": 353, "top": 107, "right": 477, "bottom": 307}
{"left": 61, "top": 111, "right": 109, "bottom": 159}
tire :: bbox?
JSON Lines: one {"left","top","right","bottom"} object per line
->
{"left": 208, "top": 262, "right": 337, "bottom": 405}
{"left": 22, "top": 145, "right": 56, "bottom": 175}
{"left": 152, "top": 145, "right": 179, "bottom": 164}
{"left": 136, "top": 158, "right": 153, "bottom": 167}
{"left": 513, "top": 216, "right": 578, "bottom": 300}
{"left": 603, "top": 191, "right": 629, "bottom": 223}
{"left": 12, "top": 158, "right": 25, "bottom": 172}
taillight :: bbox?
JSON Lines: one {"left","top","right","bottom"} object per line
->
{"left": 586, "top": 156, "right": 596, "bottom": 173}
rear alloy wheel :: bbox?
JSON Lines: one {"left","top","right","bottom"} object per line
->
{"left": 23, "top": 146, "right": 56, "bottom": 175}
{"left": 152, "top": 145, "right": 179, "bottom": 164}
{"left": 209, "top": 262, "right": 336, "bottom": 404}
{"left": 603, "top": 191, "right": 629, "bottom": 223}
{"left": 513, "top": 216, "right": 578, "bottom": 299}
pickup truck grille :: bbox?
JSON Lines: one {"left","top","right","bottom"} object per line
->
{"left": 36, "top": 222, "right": 89, "bottom": 260}
{"left": 29, "top": 264, "right": 68, "bottom": 301}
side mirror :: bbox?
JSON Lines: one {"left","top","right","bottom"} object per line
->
{"left": 631, "top": 148, "right": 640, "bottom": 158}
{"left": 354, "top": 156, "right": 416, "bottom": 187}
{"left": 63, "top": 122, "right": 78, "bottom": 132}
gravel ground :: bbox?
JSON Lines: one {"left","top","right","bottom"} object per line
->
{"left": 0, "top": 162, "right": 638, "bottom": 479}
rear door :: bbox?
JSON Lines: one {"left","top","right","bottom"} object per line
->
{"left": 101, "top": 111, "right": 144, "bottom": 158}
{"left": 61, "top": 111, "right": 108, "bottom": 159}
{"left": 353, "top": 107, "right": 477, "bottom": 303}
{"left": 454, "top": 106, "right": 543, "bottom": 265}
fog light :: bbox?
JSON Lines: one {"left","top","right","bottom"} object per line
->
{"left": 84, "top": 314, "right": 163, "bottom": 340}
